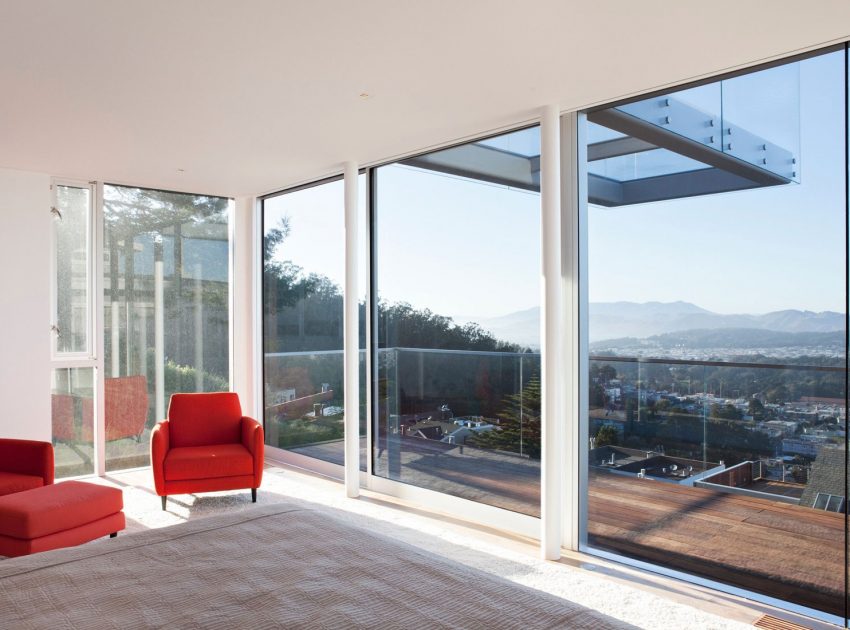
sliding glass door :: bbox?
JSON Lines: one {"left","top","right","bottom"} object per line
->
{"left": 371, "top": 127, "right": 542, "bottom": 516}
{"left": 581, "top": 47, "right": 848, "bottom": 621}
{"left": 261, "top": 176, "right": 367, "bottom": 467}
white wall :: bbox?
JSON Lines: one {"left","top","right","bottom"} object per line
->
{"left": 232, "top": 196, "right": 257, "bottom": 419}
{"left": 0, "top": 168, "right": 51, "bottom": 441}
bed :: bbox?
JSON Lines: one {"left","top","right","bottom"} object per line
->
{"left": 0, "top": 502, "right": 631, "bottom": 629}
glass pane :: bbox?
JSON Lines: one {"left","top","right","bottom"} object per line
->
{"left": 476, "top": 126, "right": 541, "bottom": 157}
{"left": 263, "top": 179, "right": 340, "bottom": 463}
{"left": 373, "top": 127, "right": 542, "bottom": 516}
{"left": 54, "top": 184, "right": 90, "bottom": 354}
{"left": 103, "top": 186, "right": 231, "bottom": 471}
{"left": 587, "top": 145, "right": 711, "bottom": 182}
{"left": 590, "top": 61, "right": 801, "bottom": 207}
{"left": 721, "top": 61, "right": 800, "bottom": 182}
{"left": 616, "top": 82, "right": 722, "bottom": 155}
{"left": 52, "top": 367, "right": 94, "bottom": 477}
{"left": 263, "top": 174, "right": 366, "bottom": 468}
{"left": 584, "top": 50, "right": 846, "bottom": 619}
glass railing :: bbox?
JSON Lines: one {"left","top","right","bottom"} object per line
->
{"left": 264, "top": 347, "right": 542, "bottom": 516}
{"left": 586, "top": 355, "right": 846, "bottom": 617}
{"left": 613, "top": 61, "right": 800, "bottom": 183}
{"left": 375, "top": 348, "right": 541, "bottom": 516}
{"left": 264, "top": 349, "right": 367, "bottom": 468}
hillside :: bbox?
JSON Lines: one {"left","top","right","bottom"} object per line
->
{"left": 470, "top": 302, "right": 844, "bottom": 348}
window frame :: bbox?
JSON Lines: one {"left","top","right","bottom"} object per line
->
{"left": 574, "top": 43, "right": 849, "bottom": 628}
{"left": 50, "top": 178, "right": 97, "bottom": 364}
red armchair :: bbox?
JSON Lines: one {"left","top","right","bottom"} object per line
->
{"left": 151, "top": 392, "right": 263, "bottom": 510}
{"left": 0, "top": 439, "right": 54, "bottom": 497}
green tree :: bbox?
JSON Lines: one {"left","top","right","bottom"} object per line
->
{"left": 710, "top": 403, "right": 743, "bottom": 421}
{"left": 377, "top": 301, "right": 521, "bottom": 353}
{"left": 467, "top": 376, "right": 541, "bottom": 459}
{"left": 590, "top": 363, "right": 617, "bottom": 383}
{"left": 595, "top": 424, "right": 618, "bottom": 447}
{"left": 747, "top": 397, "right": 765, "bottom": 420}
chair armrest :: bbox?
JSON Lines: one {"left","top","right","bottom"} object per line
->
{"left": 240, "top": 416, "right": 264, "bottom": 487}
{"left": 150, "top": 420, "right": 170, "bottom": 495}
{"left": 0, "top": 439, "right": 54, "bottom": 485}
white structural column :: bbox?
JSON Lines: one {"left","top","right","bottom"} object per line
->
{"left": 343, "top": 161, "right": 360, "bottom": 498}
{"left": 231, "top": 197, "right": 256, "bottom": 418}
{"left": 540, "top": 104, "right": 563, "bottom": 560}
{"left": 561, "top": 112, "right": 583, "bottom": 551}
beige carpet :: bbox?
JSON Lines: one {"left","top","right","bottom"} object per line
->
{"left": 0, "top": 501, "right": 632, "bottom": 629}
{"left": 0, "top": 466, "right": 761, "bottom": 629}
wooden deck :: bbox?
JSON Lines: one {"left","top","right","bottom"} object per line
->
{"left": 588, "top": 472, "right": 844, "bottom": 617}
{"left": 285, "top": 441, "right": 842, "bottom": 615}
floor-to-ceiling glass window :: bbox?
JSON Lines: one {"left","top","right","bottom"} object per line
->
{"left": 51, "top": 181, "right": 96, "bottom": 477}
{"left": 103, "top": 185, "right": 231, "bottom": 471}
{"left": 581, "top": 48, "right": 847, "bottom": 621}
{"left": 262, "top": 176, "right": 367, "bottom": 466}
{"left": 372, "top": 127, "right": 542, "bottom": 515}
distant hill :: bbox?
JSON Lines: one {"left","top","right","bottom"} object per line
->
{"left": 590, "top": 328, "right": 845, "bottom": 351}
{"left": 471, "top": 307, "right": 540, "bottom": 349}
{"left": 590, "top": 302, "right": 844, "bottom": 342}
{"left": 470, "top": 302, "right": 844, "bottom": 348}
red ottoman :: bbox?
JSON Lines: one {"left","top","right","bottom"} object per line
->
{"left": 0, "top": 481, "right": 125, "bottom": 557}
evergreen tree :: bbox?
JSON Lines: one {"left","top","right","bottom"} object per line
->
{"left": 468, "top": 376, "right": 541, "bottom": 459}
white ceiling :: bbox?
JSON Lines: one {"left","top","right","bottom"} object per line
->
{"left": 1, "top": 1, "right": 848, "bottom": 198}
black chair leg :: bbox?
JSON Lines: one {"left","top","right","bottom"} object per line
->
{"left": 110, "top": 532, "right": 117, "bottom": 538}
{"left": 161, "top": 495, "right": 167, "bottom": 511}
{"left": 251, "top": 488, "right": 257, "bottom": 503}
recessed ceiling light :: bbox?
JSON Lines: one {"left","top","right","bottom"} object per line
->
{"left": 177, "top": 168, "right": 185, "bottom": 173}
{"left": 359, "top": 92, "right": 370, "bottom": 99}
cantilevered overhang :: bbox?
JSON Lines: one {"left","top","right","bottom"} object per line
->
{"left": 584, "top": 96, "right": 795, "bottom": 206}
{"left": 402, "top": 142, "right": 540, "bottom": 193}
{"left": 400, "top": 93, "right": 796, "bottom": 208}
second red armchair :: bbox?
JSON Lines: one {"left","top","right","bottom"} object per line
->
{"left": 151, "top": 392, "right": 264, "bottom": 510}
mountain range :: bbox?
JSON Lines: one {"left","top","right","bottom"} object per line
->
{"left": 470, "top": 302, "right": 845, "bottom": 348}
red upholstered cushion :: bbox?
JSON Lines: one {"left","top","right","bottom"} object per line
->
{"left": 0, "top": 512, "right": 126, "bottom": 557}
{"left": 0, "top": 438, "right": 54, "bottom": 484}
{"left": 164, "top": 444, "right": 254, "bottom": 481}
{"left": 168, "top": 392, "right": 242, "bottom": 448}
{"left": 0, "top": 481, "right": 123, "bottom": 540}
{"left": 0, "top": 472, "right": 44, "bottom": 497}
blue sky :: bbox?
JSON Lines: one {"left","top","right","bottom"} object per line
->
{"left": 589, "top": 50, "right": 846, "bottom": 315}
{"left": 266, "top": 50, "right": 846, "bottom": 322}
{"left": 264, "top": 167, "right": 540, "bottom": 320}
